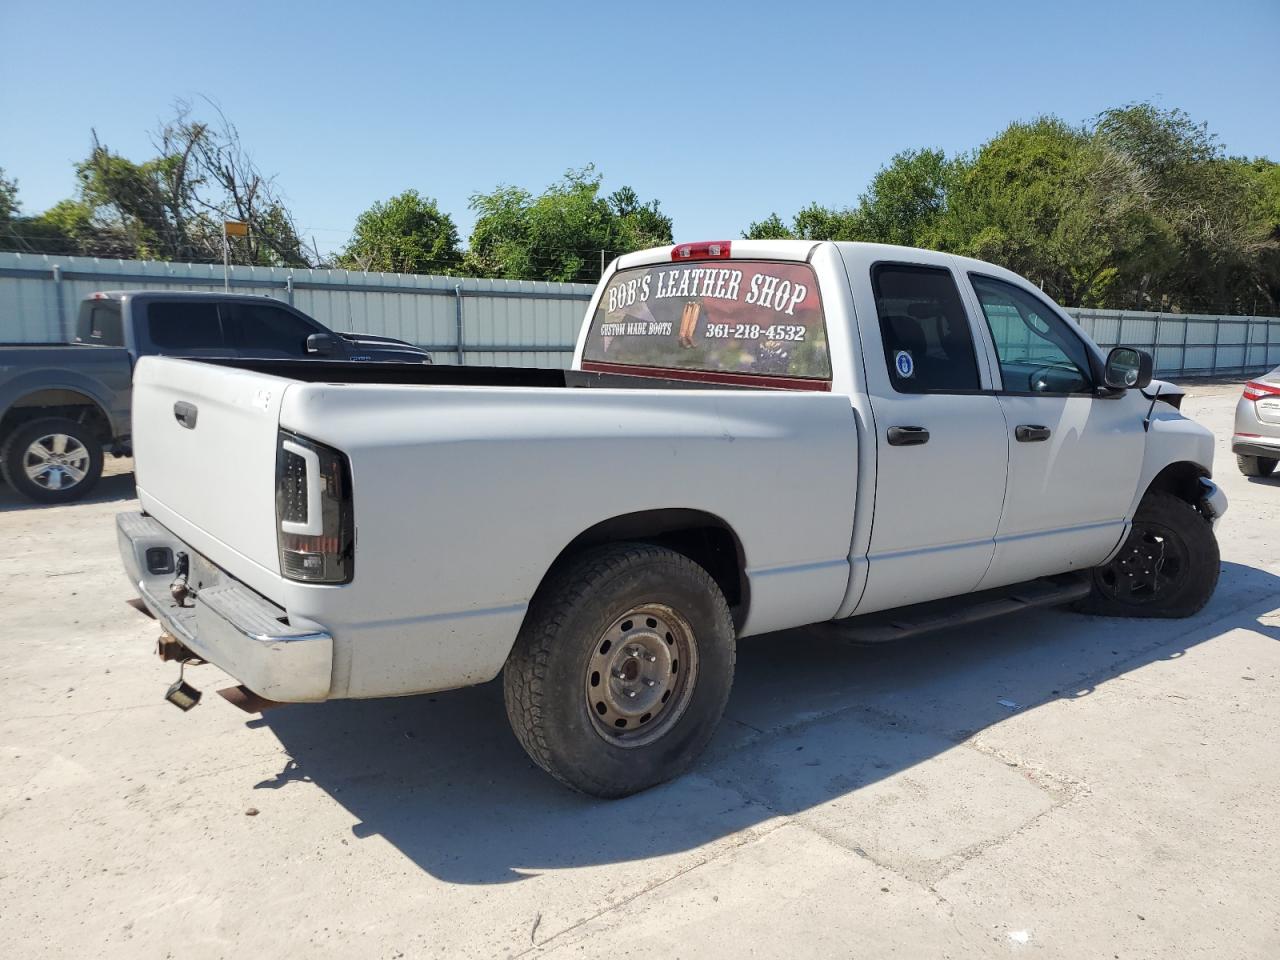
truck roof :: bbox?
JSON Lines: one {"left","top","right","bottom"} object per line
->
{"left": 86, "top": 290, "right": 290, "bottom": 304}
{"left": 615, "top": 239, "right": 1028, "bottom": 287}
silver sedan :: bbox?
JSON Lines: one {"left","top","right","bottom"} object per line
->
{"left": 1233, "top": 366, "right": 1280, "bottom": 476}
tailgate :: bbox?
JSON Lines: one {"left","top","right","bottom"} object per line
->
{"left": 132, "top": 357, "right": 287, "bottom": 576}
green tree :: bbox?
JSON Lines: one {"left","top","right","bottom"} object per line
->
{"left": 744, "top": 151, "right": 955, "bottom": 246}
{"left": 464, "top": 166, "right": 672, "bottom": 282}
{"left": 0, "top": 168, "right": 17, "bottom": 222}
{"left": 1094, "top": 103, "right": 1273, "bottom": 312}
{"left": 1, "top": 102, "right": 314, "bottom": 266}
{"left": 745, "top": 203, "right": 863, "bottom": 241}
{"left": 856, "top": 149, "right": 957, "bottom": 247}
{"left": 338, "top": 190, "right": 461, "bottom": 274}
{"left": 939, "top": 117, "right": 1162, "bottom": 307}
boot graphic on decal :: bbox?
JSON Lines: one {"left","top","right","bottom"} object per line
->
{"left": 679, "top": 301, "right": 701, "bottom": 348}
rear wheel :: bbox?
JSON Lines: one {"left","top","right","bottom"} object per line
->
{"left": 1237, "top": 454, "right": 1278, "bottom": 477}
{"left": 503, "top": 543, "right": 735, "bottom": 798}
{"left": 1080, "top": 491, "right": 1219, "bottom": 618}
{"left": 0, "top": 417, "right": 104, "bottom": 504}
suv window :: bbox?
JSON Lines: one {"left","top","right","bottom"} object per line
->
{"left": 871, "top": 264, "right": 981, "bottom": 393}
{"left": 146, "top": 302, "right": 224, "bottom": 350}
{"left": 970, "top": 275, "right": 1091, "bottom": 394}
{"left": 222, "top": 302, "right": 317, "bottom": 355}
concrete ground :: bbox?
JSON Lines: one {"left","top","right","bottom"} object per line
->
{"left": 1, "top": 383, "right": 1277, "bottom": 959}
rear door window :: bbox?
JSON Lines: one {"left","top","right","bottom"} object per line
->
{"left": 221, "top": 302, "right": 318, "bottom": 355}
{"left": 582, "top": 260, "right": 830, "bottom": 385}
{"left": 146, "top": 302, "right": 225, "bottom": 351}
{"left": 871, "top": 264, "right": 981, "bottom": 393}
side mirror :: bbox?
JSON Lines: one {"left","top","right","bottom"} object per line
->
{"left": 1103, "top": 346, "right": 1153, "bottom": 390}
{"left": 306, "top": 333, "right": 337, "bottom": 356}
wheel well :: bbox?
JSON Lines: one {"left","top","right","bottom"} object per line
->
{"left": 548, "top": 509, "right": 749, "bottom": 628}
{"left": 1, "top": 390, "right": 113, "bottom": 446}
{"left": 1144, "top": 461, "right": 1209, "bottom": 507}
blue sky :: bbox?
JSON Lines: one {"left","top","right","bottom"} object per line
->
{"left": 3, "top": 0, "right": 1277, "bottom": 256}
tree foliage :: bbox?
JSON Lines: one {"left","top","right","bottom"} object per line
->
{"left": 463, "top": 166, "right": 672, "bottom": 282}
{"left": 1, "top": 101, "right": 312, "bottom": 266}
{"left": 337, "top": 190, "right": 460, "bottom": 274}
{"left": 0, "top": 168, "right": 17, "bottom": 222}
{"left": 747, "top": 104, "right": 1279, "bottom": 314}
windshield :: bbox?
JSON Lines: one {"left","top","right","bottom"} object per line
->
{"left": 582, "top": 260, "right": 830, "bottom": 385}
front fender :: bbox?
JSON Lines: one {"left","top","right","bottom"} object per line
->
{"left": 1126, "top": 408, "right": 1217, "bottom": 520}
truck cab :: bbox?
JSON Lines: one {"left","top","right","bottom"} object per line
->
{"left": 77, "top": 291, "right": 432, "bottom": 364}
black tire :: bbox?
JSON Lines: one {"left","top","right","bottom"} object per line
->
{"left": 1237, "top": 454, "right": 1278, "bottom": 477}
{"left": 503, "top": 542, "right": 735, "bottom": 798}
{"left": 0, "top": 417, "right": 104, "bottom": 504}
{"left": 1079, "top": 491, "right": 1219, "bottom": 618}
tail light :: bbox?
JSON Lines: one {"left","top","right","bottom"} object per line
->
{"left": 672, "top": 241, "right": 732, "bottom": 261}
{"left": 276, "top": 431, "right": 354, "bottom": 583}
{"left": 1243, "top": 380, "right": 1280, "bottom": 402}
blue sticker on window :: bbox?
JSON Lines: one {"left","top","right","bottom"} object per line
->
{"left": 894, "top": 350, "right": 914, "bottom": 379}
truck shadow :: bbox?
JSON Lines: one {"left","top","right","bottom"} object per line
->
{"left": 254, "top": 559, "right": 1280, "bottom": 885}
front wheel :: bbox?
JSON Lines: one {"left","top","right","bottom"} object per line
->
{"left": 503, "top": 542, "right": 735, "bottom": 798}
{"left": 1080, "top": 491, "right": 1219, "bottom": 618}
{"left": 1237, "top": 454, "right": 1278, "bottom": 477}
{"left": 0, "top": 417, "right": 104, "bottom": 504}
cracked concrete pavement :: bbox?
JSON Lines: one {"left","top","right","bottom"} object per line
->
{"left": 0, "top": 383, "right": 1277, "bottom": 958}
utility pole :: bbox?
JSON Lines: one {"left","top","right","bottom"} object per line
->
{"left": 223, "top": 221, "right": 249, "bottom": 291}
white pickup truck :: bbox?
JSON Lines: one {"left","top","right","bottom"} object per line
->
{"left": 118, "top": 240, "right": 1227, "bottom": 797}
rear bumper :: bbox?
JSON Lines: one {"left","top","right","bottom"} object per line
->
{"left": 116, "top": 512, "right": 333, "bottom": 701}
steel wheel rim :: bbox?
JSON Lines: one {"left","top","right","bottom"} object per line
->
{"left": 584, "top": 603, "right": 699, "bottom": 748}
{"left": 1096, "top": 520, "right": 1189, "bottom": 604}
{"left": 23, "top": 433, "right": 90, "bottom": 491}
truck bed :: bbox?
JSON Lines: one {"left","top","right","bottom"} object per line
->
{"left": 130, "top": 354, "right": 860, "bottom": 699}
{"left": 200, "top": 357, "right": 769, "bottom": 391}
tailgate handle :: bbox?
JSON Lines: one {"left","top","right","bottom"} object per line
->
{"left": 173, "top": 401, "right": 199, "bottom": 430}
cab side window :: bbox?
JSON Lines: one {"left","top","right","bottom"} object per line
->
{"left": 970, "top": 275, "right": 1092, "bottom": 394}
{"left": 146, "top": 302, "right": 224, "bottom": 350}
{"left": 221, "top": 303, "right": 318, "bottom": 355}
{"left": 872, "top": 264, "right": 981, "bottom": 393}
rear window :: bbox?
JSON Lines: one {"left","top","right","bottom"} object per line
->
{"left": 146, "top": 302, "right": 224, "bottom": 350}
{"left": 582, "top": 260, "right": 830, "bottom": 383}
{"left": 76, "top": 300, "right": 123, "bottom": 345}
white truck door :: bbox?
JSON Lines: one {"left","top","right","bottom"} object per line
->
{"left": 851, "top": 261, "right": 1010, "bottom": 614}
{"left": 964, "top": 272, "right": 1145, "bottom": 588}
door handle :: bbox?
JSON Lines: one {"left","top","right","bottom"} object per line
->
{"left": 1015, "top": 424, "right": 1051, "bottom": 442}
{"left": 887, "top": 426, "right": 930, "bottom": 446}
{"left": 173, "top": 401, "right": 199, "bottom": 430}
